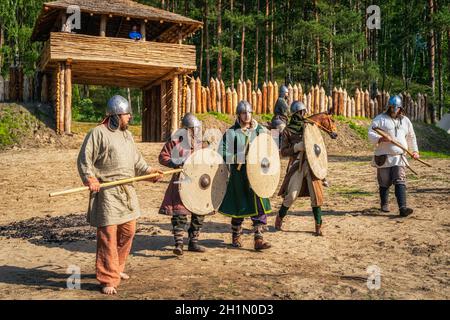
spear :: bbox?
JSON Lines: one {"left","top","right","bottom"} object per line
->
{"left": 372, "top": 127, "right": 432, "bottom": 167}
{"left": 49, "top": 169, "right": 183, "bottom": 198}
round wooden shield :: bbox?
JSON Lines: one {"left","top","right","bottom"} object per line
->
{"left": 303, "top": 123, "right": 328, "bottom": 180}
{"left": 179, "top": 148, "right": 229, "bottom": 215}
{"left": 246, "top": 132, "right": 281, "bottom": 198}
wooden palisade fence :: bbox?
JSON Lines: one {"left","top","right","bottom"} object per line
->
{"left": 174, "top": 77, "right": 430, "bottom": 123}
{"left": 0, "top": 72, "right": 431, "bottom": 141}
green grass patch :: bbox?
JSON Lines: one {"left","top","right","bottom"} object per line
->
{"left": 257, "top": 113, "right": 273, "bottom": 122}
{"left": 0, "top": 106, "right": 37, "bottom": 149}
{"left": 196, "top": 112, "right": 234, "bottom": 125}
{"left": 419, "top": 151, "right": 450, "bottom": 159}
{"left": 333, "top": 115, "right": 369, "bottom": 140}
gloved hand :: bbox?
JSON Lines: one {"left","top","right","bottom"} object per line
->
{"left": 293, "top": 141, "right": 305, "bottom": 153}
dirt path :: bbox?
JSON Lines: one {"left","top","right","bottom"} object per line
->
{"left": 0, "top": 142, "right": 448, "bottom": 300}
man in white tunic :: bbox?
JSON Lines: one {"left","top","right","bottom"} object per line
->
{"left": 78, "top": 95, "right": 163, "bottom": 295}
{"left": 368, "top": 95, "right": 419, "bottom": 217}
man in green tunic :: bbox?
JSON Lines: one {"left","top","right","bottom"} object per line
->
{"left": 219, "top": 101, "right": 272, "bottom": 251}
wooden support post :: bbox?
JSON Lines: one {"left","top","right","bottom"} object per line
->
{"left": 364, "top": 90, "right": 370, "bottom": 118}
{"left": 140, "top": 21, "right": 146, "bottom": 41}
{"left": 206, "top": 87, "right": 211, "bottom": 112}
{"left": 190, "top": 77, "right": 196, "bottom": 113}
{"left": 257, "top": 89, "right": 262, "bottom": 114}
{"left": 252, "top": 90, "right": 257, "bottom": 112}
{"left": 288, "top": 84, "right": 293, "bottom": 107}
{"left": 332, "top": 87, "right": 338, "bottom": 115}
{"left": 237, "top": 79, "right": 243, "bottom": 102}
{"left": 196, "top": 77, "right": 202, "bottom": 113}
{"left": 320, "top": 87, "right": 326, "bottom": 113}
{"left": 216, "top": 78, "right": 221, "bottom": 113}
{"left": 267, "top": 81, "right": 274, "bottom": 113}
{"left": 246, "top": 79, "right": 252, "bottom": 103}
{"left": 336, "top": 88, "right": 342, "bottom": 115}
{"left": 64, "top": 60, "right": 72, "bottom": 134}
{"left": 186, "top": 85, "right": 191, "bottom": 114}
{"left": 328, "top": 96, "right": 333, "bottom": 114}
{"left": 262, "top": 82, "right": 268, "bottom": 114}
{"left": 226, "top": 88, "right": 232, "bottom": 114}
{"left": 370, "top": 99, "right": 375, "bottom": 119}
{"left": 273, "top": 82, "right": 279, "bottom": 107}
{"left": 309, "top": 87, "right": 315, "bottom": 114}
{"left": 306, "top": 91, "right": 312, "bottom": 114}
{"left": 343, "top": 89, "right": 348, "bottom": 117}
{"left": 314, "top": 85, "right": 320, "bottom": 114}
{"left": 220, "top": 80, "right": 226, "bottom": 113}
{"left": 351, "top": 98, "right": 355, "bottom": 118}
{"left": 232, "top": 88, "right": 238, "bottom": 112}
{"left": 376, "top": 90, "right": 382, "bottom": 115}
{"left": 61, "top": 12, "right": 68, "bottom": 32}
{"left": 293, "top": 84, "right": 299, "bottom": 102}
{"left": 100, "top": 15, "right": 107, "bottom": 37}
{"left": 210, "top": 78, "right": 216, "bottom": 112}
{"left": 202, "top": 86, "right": 207, "bottom": 113}
{"left": 355, "top": 89, "right": 361, "bottom": 117}
{"left": 417, "top": 93, "right": 423, "bottom": 122}
{"left": 346, "top": 95, "right": 351, "bottom": 118}
{"left": 161, "top": 80, "right": 168, "bottom": 140}
{"left": 242, "top": 80, "right": 247, "bottom": 103}
{"left": 59, "top": 62, "right": 66, "bottom": 134}
{"left": 171, "top": 76, "right": 179, "bottom": 132}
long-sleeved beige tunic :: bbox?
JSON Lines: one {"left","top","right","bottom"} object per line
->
{"left": 77, "top": 124, "right": 150, "bottom": 227}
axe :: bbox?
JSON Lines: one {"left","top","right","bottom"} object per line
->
{"left": 49, "top": 169, "right": 183, "bottom": 197}
{"left": 372, "top": 127, "right": 432, "bottom": 167}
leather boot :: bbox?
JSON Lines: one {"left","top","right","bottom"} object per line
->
{"left": 395, "top": 184, "right": 413, "bottom": 217}
{"left": 379, "top": 186, "right": 390, "bottom": 212}
{"left": 315, "top": 224, "right": 323, "bottom": 236}
{"left": 254, "top": 225, "right": 271, "bottom": 250}
{"left": 275, "top": 215, "right": 283, "bottom": 231}
{"left": 188, "top": 231, "right": 206, "bottom": 253}
{"left": 173, "top": 229, "right": 184, "bottom": 255}
{"left": 173, "top": 243, "right": 183, "bottom": 256}
{"left": 254, "top": 238, "right": 271, "bottom": 250}
{"left": 231, "top": 224, "right": 243, "bottom": 248}
{"left": 275, "top": 205, "right": 289, "bottom": 231}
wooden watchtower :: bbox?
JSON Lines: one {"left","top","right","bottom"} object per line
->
{"left": 31, "top": 0, "right": 202, "bottom": 141}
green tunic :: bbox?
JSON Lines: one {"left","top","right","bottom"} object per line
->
{"left": 219, "top": 119, "right": 272, "bottom": 218}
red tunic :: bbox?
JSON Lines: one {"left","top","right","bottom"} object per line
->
{"left": 158, "top": 137, "right": 203, "bottom": 216}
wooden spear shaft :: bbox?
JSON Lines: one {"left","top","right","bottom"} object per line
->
{"left": 372, "top": 127, "right": 432, "bottom": 167}
{"left": 49, "top": 169, "right": 183, "bottom": 198}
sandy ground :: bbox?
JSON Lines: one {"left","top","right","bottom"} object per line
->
{"left": 0, "top": 139, "right": 448, "bottom": 300}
